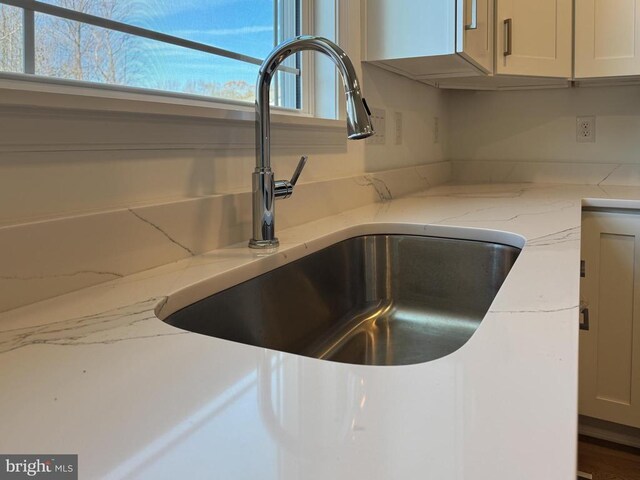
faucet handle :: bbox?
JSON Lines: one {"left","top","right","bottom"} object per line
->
{"left": 275, "top": 155, "right": 308, "bottom": 200}
{"left": 290, "top": 155, "right": 308, "bottom": 186}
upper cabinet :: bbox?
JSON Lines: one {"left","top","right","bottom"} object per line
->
{"left": 460, "top": 0, "right": 495, "bottom": 73}
{"left": 364, "top": 0, "right": 640, "bottom": 89}
{"left": 575, "top": 0, "right": 640, "bottom": 78}
{"left": 496, "top": 0, "right": 573, "bottom": 78}
{"left": 364, "top": 0, "right": 494, "bottom": 81}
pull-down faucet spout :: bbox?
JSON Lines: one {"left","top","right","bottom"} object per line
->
{"left": 249, "top": 35, "right": 374, "bottom": 249}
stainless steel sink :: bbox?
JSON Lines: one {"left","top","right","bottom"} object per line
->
{"left": 164, "top": 235, "right": 520, "bottom": 366}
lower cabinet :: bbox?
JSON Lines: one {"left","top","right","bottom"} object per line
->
{"left": 580, "top": 211, "right": 640, "bottom": 428}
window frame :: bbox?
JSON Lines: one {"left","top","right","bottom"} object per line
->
{"left": 0, "top": 0, "right": 320, "bottom": 116}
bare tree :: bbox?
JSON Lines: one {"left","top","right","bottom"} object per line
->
{"left": 218, "top": 80, "right": 254, "bottom": 102}
{"left": 0, "top": 1, "right": 260, "bottom": 104}
{"left": 35, "top": 0, "right": 134, "bottom": 84}
{"left": 0, "top": 5, "right": 22, "bottom": 73}
{"left": 159, "top": 78, "right": 255, "bottom": 103}
{"left": 91, "top": 0, "right": 132, "bottom": 84}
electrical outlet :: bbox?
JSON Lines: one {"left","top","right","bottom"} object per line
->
{"left": 433, "top": 116, "right": 440, "bottom": 144}
{"left": 395, "top": 112, "right": 403, "bottom": 145}
{"left": 366, "top": 108, "right": 386, "bottom": 145}
{"left": 576, "top": 116, "right": 596, "bottom": 143}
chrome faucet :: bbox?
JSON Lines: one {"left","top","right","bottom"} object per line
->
{"left": 249, "top": 35, "right": 375, "bottom": 248}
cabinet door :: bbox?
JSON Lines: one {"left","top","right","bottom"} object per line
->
{"left": 496, "top": 0, "right": 572, "bottom": 78}
{"left": 364, "top": 0, "right": 456, "bottom": 61}
{"left": 580, "top": 212, "right": 640, "bottom": 428}
{"left": 458, "top": 0, "right": 494, "bottom": 73}
{"left": 575, "top": 0, "right": 640, "bottom": 78}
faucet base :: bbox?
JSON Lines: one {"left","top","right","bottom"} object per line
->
{"left": 249, "top": 238, "right": 280, "bottom": 249}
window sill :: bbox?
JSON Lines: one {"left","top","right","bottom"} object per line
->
{"left": 0, "top": 73, "right": 344, "bottom": 130}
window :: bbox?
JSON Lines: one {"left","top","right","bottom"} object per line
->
{"left": 0, "top": 0, "right": 302, "bottom": 109}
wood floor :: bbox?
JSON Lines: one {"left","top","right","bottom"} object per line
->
{"left": 578, "top": 435, "right": 640, "bottom": 480}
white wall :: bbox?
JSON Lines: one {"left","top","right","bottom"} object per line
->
{"left": 362, "top": 64, "right": 446, "bottom": 171}
{"left": 0, "top": 1, "right": 447, "bottom": 228}
{"left": 0, "top": 0, "right": 453, "bottom": 312}
{"left": 446, "top": 84, "right": 640, "bottom": 163}
{"left": 6, "top": 41, "right": 640, "bottom": 226}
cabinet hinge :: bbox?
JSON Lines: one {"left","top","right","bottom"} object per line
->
{"left": 580, "top": 302, "right": 590, "bottom": 331}
{"left": 580, "top": 260, "right": 586, "bottom": 278}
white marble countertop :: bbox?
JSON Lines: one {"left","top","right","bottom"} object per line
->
{"left": 3, "top": 182, "right": 636, "bottom": 480}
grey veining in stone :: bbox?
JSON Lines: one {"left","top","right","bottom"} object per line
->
{"left": 0, "top": 270, "right": 124, "bottom": 281}
{"left": 129, "top": 208, "right": 195, "bottom": 256}
{"left": 435, "top": 201, "right": 575, "bottom": 225}
{"left": 0, "top": 297, "right": 177, "bottom": 354}
{"left": 527, "top": 226, "right": 581, "bottom": 247}
{"left": 353, "top": 175, "right": 393, "bottom": 201}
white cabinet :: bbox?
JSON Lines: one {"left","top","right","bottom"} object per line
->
{"left": 364, "top": 0, "right": 640, "bottom": 88}
{"left": 496, "top": 0, "right": 573, "bottom": 78}
{"left": 575, "top": 0, "right": 640, "bottom": 78}
{"left": 460, "top": 0, "right": 494, "bottom": 73}
{"left": 580, "top": 211, "right": 640, "bottom": 429}
{"left": 363, "top": 0, "right": 493, "bottom": 81}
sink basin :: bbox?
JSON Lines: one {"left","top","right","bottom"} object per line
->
{"left": 164, "top": 234, "right": 520, "bottom": 366}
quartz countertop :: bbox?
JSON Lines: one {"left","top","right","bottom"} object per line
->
{"left": 2, "top": 182, "right": 634, "bottom": 480}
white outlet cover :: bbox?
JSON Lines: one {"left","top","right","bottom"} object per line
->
{"left": 366, "top": 108, "right": 386, "bottom": 145}
{"left": 576, "top": 116, "right": 596, "bottom": 143}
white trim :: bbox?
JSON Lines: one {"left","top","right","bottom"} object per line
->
{"left": 576, "top": 472, "right": 593, "bottom": 479}
{"left": 579, "top": 423, "right": 640, "bottom": 449}
{"left": 22, "top": 6, "right": 34, "bottom": 73}
{"left": 277, "top": 0, "right": 301, "bottom": 109}
{"left": 301, "top": 0, "right": 315, "bottom": 115}
{"left": 579, "top": 415, "right": 640, "bottom": 449}
{"left": 0, "top": 102, "right": 347, "bottom": 154}
{"left": 360, "top": 0, "right": 367, "bottom": 64}
{"left": 309, "top": 0, "right": 341, "bottom": 120}
{"left": 336, "top": 0, "right": 349, "bottom": 121}
{"left": 0, "top": 75, "right": 344, "bottom": 129}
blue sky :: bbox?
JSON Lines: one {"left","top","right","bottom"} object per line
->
{"left": 129, "top": 0, "right": 276, "bottom": 58}
{"left": 125, "top": 0, "right": 278, "bottom": 88}
{"left": 40, "top": 0, "right": 286, "bottom": 90}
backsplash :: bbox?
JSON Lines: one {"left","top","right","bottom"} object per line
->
{"left": 5, "top": 42, "right": 640, "bottom": 314}
{"left": 0, "top": 163, "right": 450, "bottom": 313}
{"left": 0, "top": 38, "right": 451, "bottom": 313}
{"left": 452, "top": 160, "right": 640, "bottom": 186}
{"left": 446, "top": 84, "right": 640, "bottom": 164}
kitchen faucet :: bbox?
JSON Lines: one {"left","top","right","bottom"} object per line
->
{"left": 250, "top": 35, "right": 375, "bottom": 248}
